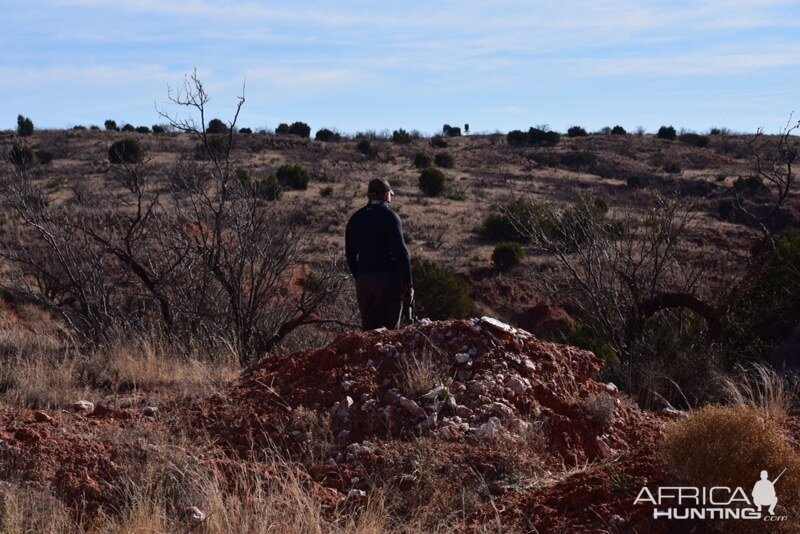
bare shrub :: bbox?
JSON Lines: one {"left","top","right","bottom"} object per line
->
{"left": 0, "top": 73, "right": 345, "bottom": 364}
{"left": 579, "top": 393, "right": 616, "bottom": 432}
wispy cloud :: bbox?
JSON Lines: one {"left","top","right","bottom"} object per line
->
{"left": 3, "top": 1, "right": 799, "bottom": 132}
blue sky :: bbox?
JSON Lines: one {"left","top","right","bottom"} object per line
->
{"left": 2, "top": 0, "right": 799, "bottom": 134}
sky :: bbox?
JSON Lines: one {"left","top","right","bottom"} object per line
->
{"left": 2, "top": 0, "right": 799, "bottom": 135}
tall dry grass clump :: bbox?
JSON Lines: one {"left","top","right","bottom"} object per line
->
{"left": 0, "top": 326, "right": 240, "bottom": 408}
{"left": 720, "top": 362, "right": 798, "bottom": 423}
{"left": 396, "top": 350, "right": 447, "bottom": 398}
{"left": 87, "top": 331, "right": 240, "bottom": 394}
{"left": 661, "top": 404, "right": 800, "bottom": 528}
{"left": 0, "top": 330, "right": 89, "bottom": 409}
{"left": 0, "top": 483, "right": 74, "bottom": 534}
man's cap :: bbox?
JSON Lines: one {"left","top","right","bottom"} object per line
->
{"left": 367, "top": 178, "right": 393, "bottom": 195}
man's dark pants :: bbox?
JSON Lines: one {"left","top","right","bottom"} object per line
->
{"left": 356, "top": 270, "right": 403, "bottom": 330}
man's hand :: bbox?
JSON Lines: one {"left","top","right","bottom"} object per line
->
{"left": 403, "top": 284, "right": 414, "bottom": 304}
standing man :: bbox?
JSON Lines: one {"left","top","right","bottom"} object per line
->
{"left": 345, "top": 178, "right": 413, "bottom": 330}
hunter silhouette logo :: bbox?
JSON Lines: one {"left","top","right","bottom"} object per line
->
{"left": 635, "top": 469, "right": 789, "bottom": 522}
{"left": 752, "top": 469, "right": 784, "bottom": 515}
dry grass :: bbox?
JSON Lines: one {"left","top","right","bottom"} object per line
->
{"left": 88, "top": 331, "right": 240, "bottom": 394}
{"left": 720, "top": 362, "right": 798, "bottom": 423}
{"left": 396, "top": 350, "right": 448, "bottom": 398}
{"left": 661, "top": 404, "right": 800, "bottom": 531}
{"left": 0, "top": 329, "right": 90, "bottom": 409}
{"left": 0, "top": 483, "right": 75, "bottom": 534}
{"left": 0, "top": 326, "right": 240, "bottom": 409}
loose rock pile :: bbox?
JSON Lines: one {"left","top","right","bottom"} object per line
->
{"left": 218, "top": 317, "right": 656, "bottom": 465}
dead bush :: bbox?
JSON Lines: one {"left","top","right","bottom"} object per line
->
{"left": 661, "top": 404, "right": 800, "bottom": 527}
{"left": 579, "top": 393, "right": 616, "bottom": 433}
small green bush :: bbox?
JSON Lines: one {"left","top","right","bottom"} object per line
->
{"left": 610, "top": 125, "right": 627, "bottom": 135}
{"left": 288, "top": 122, "right": 311, "bottom": 138}
{"left": 35, "top": 149, "right": 54, "bottom": 165}
{"left": 567, "top": 126, "right": 588, "bottom": 137}
{"left": 239, "top": 127, "right": 253, "bottom": 134}
{"left": 135, "top": 125, "right": 150, "bottom": 134}
{"left": 121, "top": 124, "right": 136, "bottom": 133}
{"left": 413, "top": 259, "right": 474, "bottom": 320}
{"left": 559, "top": 150, "right": 595, "bottom": 170}
{"left": 434, "top": 152, "right": 454, "bottom": 168}
{"left": 356, "top": 139, "right": 378, "bottom": 158}
{"left": 16, "top": 115, "right": 33, "bottom": 137}
{"left": 108, "top": 139, "right": 143, "bottom": 164}
{"left": 104, "top": 120, "right": 119, "bottom": 132}
{"left": 663, "top": 162, "right": 681, "bottom": 174}
{"left": 657, "top": 125, "right": 677, "bottom": 140}
{"left": 413, "top": 152, "right": 432, "bottom": 169}
{"left": 442, "top": 124, "right": 461, "bottom": 137}
{"left": 418, "top": 167, "right": 446, "bottom": 196}
{"left": 207, "top": 119, "right": 227, "bottom": 134}
{"left": 8, "top": 144, "right": 36, "bottom": 168}
{"left": 627, "top": 175, "right": 650, "bottom": 189}
{"left": 152, "top": 125, "right": 167, "bottom": 134}
{"left": 718, "top": 198, "right": 736, "bottom": 221}
{"left": 527, "top": 152, "right": 559, "bottom": 167}
{"left": 506, "top": 130, "right": 529, "bottom": 147}
{"left": 745, "top": 175, "right": 763, "bottom": 191}
{"left": 315, "top": 128, "right": 340, "bottom": 142}
{"left": 275, "top": 123, "right": 290, "bottom": 135}
{"left": 253, "top": 176, "right": 283, "bottom": 200}
{"left": 679, "top": 133, "right": 710, "bottom": 148}
{"left": 195, "top": 137, "right": 229, "bottom": 160}
{"left": 319, "top": 186, "right": 334, "bottom": 197}
{"left": 480, "top": 198, "right": 537, "bottom": 243}
{"left": 276, "top": 164, "right": 310, "bottom": 190}
{"left": 528, "top": 127, "right": 560, "bottom": 146}
{"left": 492, "top": 242, "right": 524, "bottom": 271}
{"left": 430, "top": 136, "right": 448, "bottom": 148}
{"left": 508, "top": 128, "right": 560, "bottom": 147}
{"left": 392, "top": 129, "right": 413, "bottom": 144}
{"left": 72, "top": 125, "right": 86, "bottom": 131}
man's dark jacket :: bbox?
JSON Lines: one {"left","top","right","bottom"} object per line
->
{"left": 345, "top": 201, "right": 412, "bottom": 285}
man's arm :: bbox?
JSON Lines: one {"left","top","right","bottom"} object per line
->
{"left": 345, "top": 217, "right": 359, "bottom": 279}
{"left": 389, "top": 212, "right": 412, "bottom": 287}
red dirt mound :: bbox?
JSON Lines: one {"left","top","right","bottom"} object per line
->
{"left": 190, "top": 317, "right": 658, "bottom": 465}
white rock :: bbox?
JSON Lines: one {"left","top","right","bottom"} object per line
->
{"left": 341, "top": 381, "right": 353, "bottom": 391}
{"left": 605, "top": 382, "right": 618, "bottom": 394}
{"left": 491, "top": 402, "right": 515, "bottom": 420}
{"left": 455, "top": 353, "right": 470, "bottom": 364}
{"left": 418, "top": 414, "right": 438, "bottom": 431}
{"left": 476, "top": 417, "right": 504, "bottom": 439}
{"left": 421, "top": 385, "right": 447, "bottom": 401}
{"left": 72, "top": 400, "right": 94, "bottom": 415}
{"left": 505, "top": 376, "right": 530, "bottom": 395}
{"left": 361, "top": 399, "right": 377, "bottom": 411}
{"left": 347, "top": 489, "right": 367, "bottom": 500}
{"left": 143, "top": 406, "right": 158, "bottom": 417}
{"left": 184, "top": 506, "right": 206, "bottom": 527}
